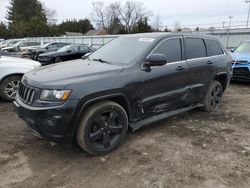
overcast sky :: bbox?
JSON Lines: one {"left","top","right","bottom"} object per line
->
{"left": 0, "top": 0, "right": 249, "bottom": 29}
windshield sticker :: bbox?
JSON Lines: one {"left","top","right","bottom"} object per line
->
{"left": 138, "top": 38, "right": 155, "bottom": 42}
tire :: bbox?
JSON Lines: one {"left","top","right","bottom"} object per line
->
{"left": 55, "top": 57, "right": 62, "bottom": 63}
{"left": 76, "top": 101, "right": 128, "bottom": 155}
{"left": 0, "top": 75, "right": 22, "bottom": 102}
{"left": 202, "top": 80, "right": 223, "bottom": 112}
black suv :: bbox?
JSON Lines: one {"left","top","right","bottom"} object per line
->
{"left": 14, "top": 33, "right": 232, "bottom": 155}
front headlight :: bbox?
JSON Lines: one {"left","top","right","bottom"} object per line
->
{"left": 40, "top": 90, "right": 71, "bottom": 101}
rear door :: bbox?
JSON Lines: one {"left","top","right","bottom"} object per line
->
{"left": 141, "top": 37, "right": 190, "bottom": 118}
{"left": 184, "top": 37, "right": 214, "bottom": 103}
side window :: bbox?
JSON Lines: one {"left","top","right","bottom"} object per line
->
{"left": 49, "top": 43, "right": 57, "bottom": 48}
{"left": 80, "top": 45, "right": 89, "bottom": 53}
{"left": 185, "top": 38, "right": 206, "bottom": 59}
{"left": 57, "top": 43, "right": 64, "bottom": 47}
{"left": 69, "top": 46, "right": 78, "bottom": 52}
{"left": 153, "top": 38, "right": 182, "bottom": 63}
{"left": 205, "top": 39, "right": 224, "bottom": 56}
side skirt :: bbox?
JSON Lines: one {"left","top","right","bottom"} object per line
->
{"left": 129, "top": 104, "right": 203, "bottom": 131}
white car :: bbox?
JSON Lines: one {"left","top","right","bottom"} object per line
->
{"left": 0, "top": 56, "right": 41, "bottom": 101}
{"left": 2, "top": 41, "right": 42, "bottom": 53}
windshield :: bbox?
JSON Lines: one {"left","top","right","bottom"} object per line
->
{"left": 6, "top": 40, "right": 20, "bottom": 46}
{"left": 40, "top": 43, "right": 51, "bottom": 48}
{"left": 57, "top": 45, "right": 73, "bottom": 52}
{"left": 235, "top": 42, "right": 250, "bottom": 53}
{"left": 89, "top": 36, "right": 155, "bottom": 65}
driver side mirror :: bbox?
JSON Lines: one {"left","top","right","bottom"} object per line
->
{"left": 67, "top": 50, "right": 72, "bottom": 53}
{"left": 145, "top": 53, "right": 167, "bottom": 68}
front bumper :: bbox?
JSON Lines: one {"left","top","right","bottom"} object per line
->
{"left": 232, "top": 66, "right": 250, "bottom": 81}
{"left": 14, "top": 96, "right": 79, "bottom": 145}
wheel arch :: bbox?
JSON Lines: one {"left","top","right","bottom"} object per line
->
{"left": 0, "top": 73, "right": 24, "bottom": 86}
{"left": 213, "top": 73, "right": 229, "bottom": 91}
{"left": 71, "top": 93, "right": 131, "bottom": 141}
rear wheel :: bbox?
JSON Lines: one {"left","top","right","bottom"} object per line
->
{"left": 202, "top": 80, "right": 223, "bottom": 112}
{"left": 76, "top": 101, "right": 128, "bottom": 155}
{"left": 0, "top": 75, "right": 22, "bottom": 101}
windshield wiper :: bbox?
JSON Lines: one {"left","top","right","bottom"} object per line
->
{"left": 92, "top": 58, "right": 112, "bottom": 64}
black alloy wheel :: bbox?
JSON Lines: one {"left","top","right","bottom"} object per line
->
{"left": 210, "top": 84, "right": 223, "bottom": 110}
{"left": 202, "top": 80, "right": 223, "bottom": 112}
{"left": 76, "top": 101, "right": 128, "bottom": 155}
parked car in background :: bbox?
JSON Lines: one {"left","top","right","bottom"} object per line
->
{"left": 230, "top": 41, "right": 250, "bottom": 82}
{"left": 20, "top": 42, "right": 48, "bottom": 58}
{"left": 0, "top": 50, "right": 22, "bottom": 58}
{"left": 38, "top": 44, "right": 95, "bottom": 65}
{"left": 0, "top": 39, "right": 25, "bottom": 49}
{"left": 14, "top": 33, "right": 232, "bottom": 155}
{"left": 0, "top": 56, "right": 40, "bottom": 101}
{"left": 32, "top": 42, "right": 70, "bottom": 60}
{"left": 2, "top": 41, "right": 42, "bottom": 53}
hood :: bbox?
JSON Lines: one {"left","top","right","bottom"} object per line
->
{"left": 2, "top": 46, "right": 14, "bottom": 50}
{"left": 0, "top": 56, "right": 41, "bottom": 67}
{"left": 231, "top": 52, "right": 250, "bottom": 63}
{"left": 24, "top": 59, "right": 124, "bottom": 87}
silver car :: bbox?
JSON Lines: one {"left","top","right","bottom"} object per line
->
{"left": 0, "top": 56, "right": 41, "bottom": 101}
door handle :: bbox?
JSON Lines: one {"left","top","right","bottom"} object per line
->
{"left": 176, "top": 66, "right": 185, "bottom": 71}
{"left": 207, "top": 61, "right": 214, "bottom": 65}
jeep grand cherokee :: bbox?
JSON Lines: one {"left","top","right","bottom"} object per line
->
{"left": 14, "top": 33, "right": 232, "bottom": 155}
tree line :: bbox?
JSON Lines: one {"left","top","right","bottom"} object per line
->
{"left": 0, "top": 0, "right": 169, "bottom": 39}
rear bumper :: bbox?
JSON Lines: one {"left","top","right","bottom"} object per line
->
{"left": 13, "top": 97, "right": 79, "bottom": 145}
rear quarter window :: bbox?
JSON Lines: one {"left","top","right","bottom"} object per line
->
{"left": 205, "top": 39, "right": 224, "bottom": 56}
{"left": 185, "top": 38, "right": 206, "bottom": 59}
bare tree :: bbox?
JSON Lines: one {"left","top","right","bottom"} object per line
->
{"left": 174, "top": 21, "right": 181, "bottom": 32}
{"left": 41, "top": 2, "right": 57, "bottom": 25}
{"left": 91, "top": 1, "right": 152, "bottom": 32}
{"left": 105, "top": 2, "right": 121, "bottom": 29}
{"left": 91, "top": 1, "right": 106, "bottom": 29}
{"left": 154, "top": 13, "right": 162, "bottom": 31}
{"left": 45, "top": 8, "right": 57, "bottom": 25}
{"left": 119, "top": 1, "right": 152, "bottom": 32}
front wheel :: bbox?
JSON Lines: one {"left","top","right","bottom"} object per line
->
{"left": 76, "top": 101, "right": 128, "bottom": 155}
{"left": 55, "top": 57, "right": 62, "bottom": 63}
{"left": 202, "top": 80, "right": 223, "bottom": 112}
{"left": 0, "top": 75, "right": 22, "bottom": 101}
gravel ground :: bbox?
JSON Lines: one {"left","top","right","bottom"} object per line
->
{"left": 0, "top": 82, "right": 250, "bottom": 188}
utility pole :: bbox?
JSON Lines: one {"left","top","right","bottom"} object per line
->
{"left": 227, "top": 16, "right": 233, "bottom": 49}
{"left": 246, "top": 0, "right": 250, "bottom": 28}
{"left": 228, "top": 16, "right": 233, "bottom": 29}
{"left": 222, "top": 21, "right": 226, "bottom": 28}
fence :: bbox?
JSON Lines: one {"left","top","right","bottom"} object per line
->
{"left": 30, "top": 35, "right": 118, "bottom": 49}
{"left": 29, "top": 28, "right": 250, "bottom": 49}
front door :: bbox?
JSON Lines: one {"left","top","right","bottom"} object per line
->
{"left": 141, "top": 37, "right": 190, "bottom": 118}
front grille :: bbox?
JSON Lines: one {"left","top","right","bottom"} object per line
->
{"left": 233, "top": 67, "right": 250, "bottom": 78}
{"left": 18, "top": 83, "right": 37, "bottom": 104}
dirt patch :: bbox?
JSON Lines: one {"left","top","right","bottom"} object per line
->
{"left": 0, "top": 83, "right": 250, "bottom": 188}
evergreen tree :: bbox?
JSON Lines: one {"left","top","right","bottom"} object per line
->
{"left": 6, "top": 0, "right": 48, "bottom": 37}
{"left": 132, "top": 17, "right": 152, "bottom": 33}
{"left": 58, "top": 19, "right": 94, "bottom": 34}
{"left": 0, "top": 22, "right": 8, "bottom": 39}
